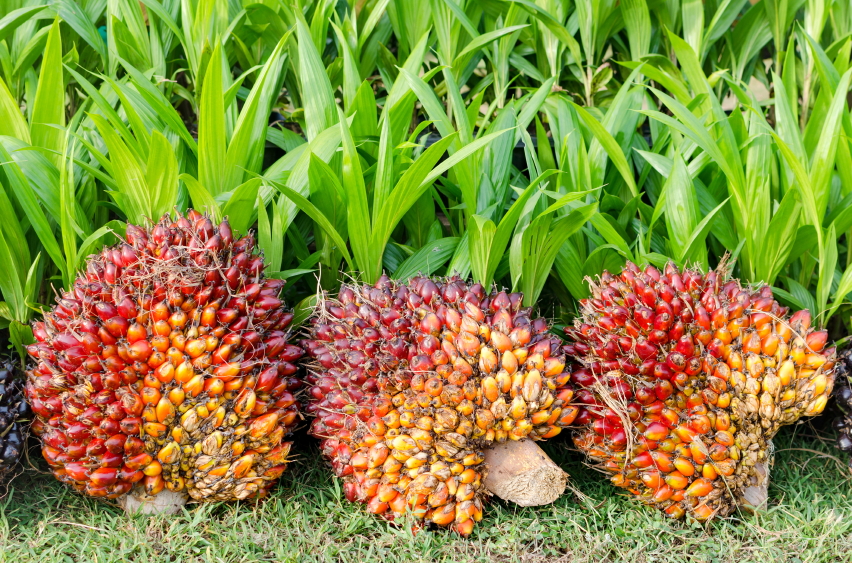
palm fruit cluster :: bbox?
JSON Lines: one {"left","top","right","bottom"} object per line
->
{"left": 302, "top": 275, "right": 575, "bottom": 535}
{"left": 563, "top": 261, "right": 836, "bottom": 520}
{"left": 831, "top": 347, "right": 852, "bottom": 465}
{"left": 25, "top": 210, "right": 303, "bottom": 502}
{"left": 0, "top": 358, "right": 29, "bottom": 484}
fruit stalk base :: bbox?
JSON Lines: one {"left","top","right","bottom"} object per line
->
{"left": 118, "top": 487, "right": 188, "bottom": 515}
{"left": 482, "top": 439, "right": 567, "bottom": 506}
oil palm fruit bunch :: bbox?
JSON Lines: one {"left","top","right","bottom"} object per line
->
{"left": 831, "top": 346, "right": 852, "bottom": 466}
{"left": 563, "top": 261, "right": 836, "bottom": 520}
{"left": 302, "top": 275, "right": 576, "bottom": 535}
{"left": 25, "top": 210, "right": 303, "bottom": 503}
{"left": 0, "top": 357, "right": 29, "bottom": 484}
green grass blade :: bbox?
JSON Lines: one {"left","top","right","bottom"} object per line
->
{"left": 453, "top": 25, "right": 529, "bottom": 67}
{"left": 52, "top": 0, "right": 108, "bottom": 65}
{"left": 469, "top": 215, "right": 496, "bottom": 287}
{"left": 772, "top": 71, "right": 806, "bottom": 173}
{"left": 101, "top": 75, "right": 151, "bottom": 157}
{"left": 622, "top": 0, "right": 650, "bottom": 60}
{"left": 680, "top": 197, "right": 730, "bottom": 268}
{"left": 782, "top": 33, "right": 798, "bottom": 122}
{"left": 330, "top": 22, "right": 360, "bottom": 110}
{"left": 0, "top": 75, "right": 28, "bottom": 142}
{"left": 0, "top": 143, "right": 65, "bottom": 278}
{"left": 63, "top": 66, "right": 142, "bottom": 161}
{"left": 576, "top": 0, "right": 596, "bottom": 65}
{"left": 590, "top": 212, "right": 633, "bottom": 259}
{"left": 640, "top": 92, "right": 745, "bottom": 211}
{"left": 421, "top": 129, "right": 514, "bottom": 189}
{"left": 146, "top": 130, "right": 179, "bottom": 220}
{"left": 271, "top": 181, "right": 354, "bottom": 270}
{"left": 770, "top": 132, "right": 823, "bottom": 252}
{"left": 571, "top": 102, "right": 638, "bottom": 197}
{"left": 358, "top": 0, "right": 393, "bottom": 52}
{"left": 385, "top": 30, "right": 431, "bottom": 110}
{"left": 704, "top": 0, "right": 750, "bottom": 55}
{"left": 11, "top": 27, "right": 50, "bottom": 84}
{"left": 516, "top": 78, "right": 555, "bottom": 144}
{"left": 223, "top": 35, "right": 289, "bottom": 191}
{"left": 180, "top": 173, "right": 221, "bottom": 219}
{"left": 257, "top": 193, "right": 275, "bottom": 272}
{"left": 0, "top": 5, "right": 47, "bottom": 44}
{"left": 372, "top": 116, "right": 394, "bottom": 226}
{"left": 758, "top": 189, "right": 802, "bottom": 284}
{"left": 816, "top": 224, "right": 837, "bottom": 318}
{"left": 308, "top": 154, "right": 349, "bottom": 271}
{"left": 399, "top": 67, "right": 454, "bottom": 138}
{"left": 91, "top": 114, "right": 150, "bottom": 223}
{"left": 808, "top": 68, "right": 852, "bottom": 218}
{"left": 269, "top": 123, "right": 342, "bottom": 228}
{"left": 518, "top": 202, "right": 597, "bottom": 305}
{"left": 221, "top": 179, "right": 261, "bottom": 236}
{"left": 489, "top": 171, "right": 558, "bottom": 284}
{"left": 338, "top": 108, "right": 372, "bottom": 279}
{"left": 542, "top": 187, "right": 601, "bottom": 215}
{"left": 297, "top": 15, "right": 336, "bottom": 141}
{"left": 682, "top": 0, "right": 705, "bottom": 56}
{"left": 0, "top": 178, "right": 30, "bottom": 277}
{"left": 0, "top": 228, "right": 24, "bottom": 322}
{"left": 371, "top": 135, "right": 458, "bottom": 266}
{"left": 508, "top": 0, "right": 582, "bottom": 65}
{"left": 77, "top": 222, "right": 123, "bottom": 271}
{"left": 441, "top": 66, "right": 472, "bottom": 145}
{"left": 439, "top": 0, "right": 479, "bottom": 38}
{"left": 198, "top": 42, "right": 227, "bottom": 197}
{"left": 824, "top": 262, "right": 852, "bottom": 323}
{"left": 393, "top": 237, "right": 460, "bottom": 280}
{"left": 58, "top": 141, "right": 77, "bottom": 288}
{"left": 138, "top": 0, "right": 186, "bottom": 49}
{"left": 118, "top": 56, "right": 198, "bottom": 154}
{"left": 31, "top": 19, "right": 65, "bottom": 169}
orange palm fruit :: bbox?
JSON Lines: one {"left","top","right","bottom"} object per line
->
{"left": 303, "top": 276, "right": 574, "bottom": 535}
{"left": 24, "top": 211, "right": 303, "bottom": 504}
{"left": 563, "top": 261, "right": 836, "bottom": 520}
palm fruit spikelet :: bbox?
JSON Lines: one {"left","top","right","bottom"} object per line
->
{"left": 563, "top": 261, "right": 836, "bottom": 520}
{"left": 0, "top": 358, "right": 29, "bottom": 484}
{"left": 831, "top": 347, "right": 852, "bottom": 467}
{"left": 302, "top": 275, "right": 576, "bottom": 535}
{"left": 25, "top": 210, "right": 303, "bottom": 502}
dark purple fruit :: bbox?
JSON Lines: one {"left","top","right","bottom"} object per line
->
{"left": 832, "top": 346, "right": 852, "bottom": 461}
{"left": 0, "top": 357, "right": 29, "bottom": 484}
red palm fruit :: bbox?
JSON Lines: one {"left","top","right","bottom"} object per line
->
{"left": 25, "top": 211, "right": 303, "bottom": 504}
{"left": 565, "top": 261, "right": 836, "bottom": 520}
{"left": 304, "top": 277, "right": 573, "bottom": 535}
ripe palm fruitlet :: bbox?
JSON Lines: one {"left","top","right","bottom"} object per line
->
{"left": 0, "top": 357, "right": 29, "bottom": 484}
{"left": 563, "top": 261, "right": 836, "bottom": 520}
{"left": 303, "top": 275, "right": 576, "bottom": 535}
{"left": 831, "top": 347, "right": 852, "bottom": 466}
{"left": 25, "top": 210, "right": 303, "bottom": 503}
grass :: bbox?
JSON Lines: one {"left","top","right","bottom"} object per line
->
{"left": 2, "top": 422, "right": 851, "bottom": 563}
